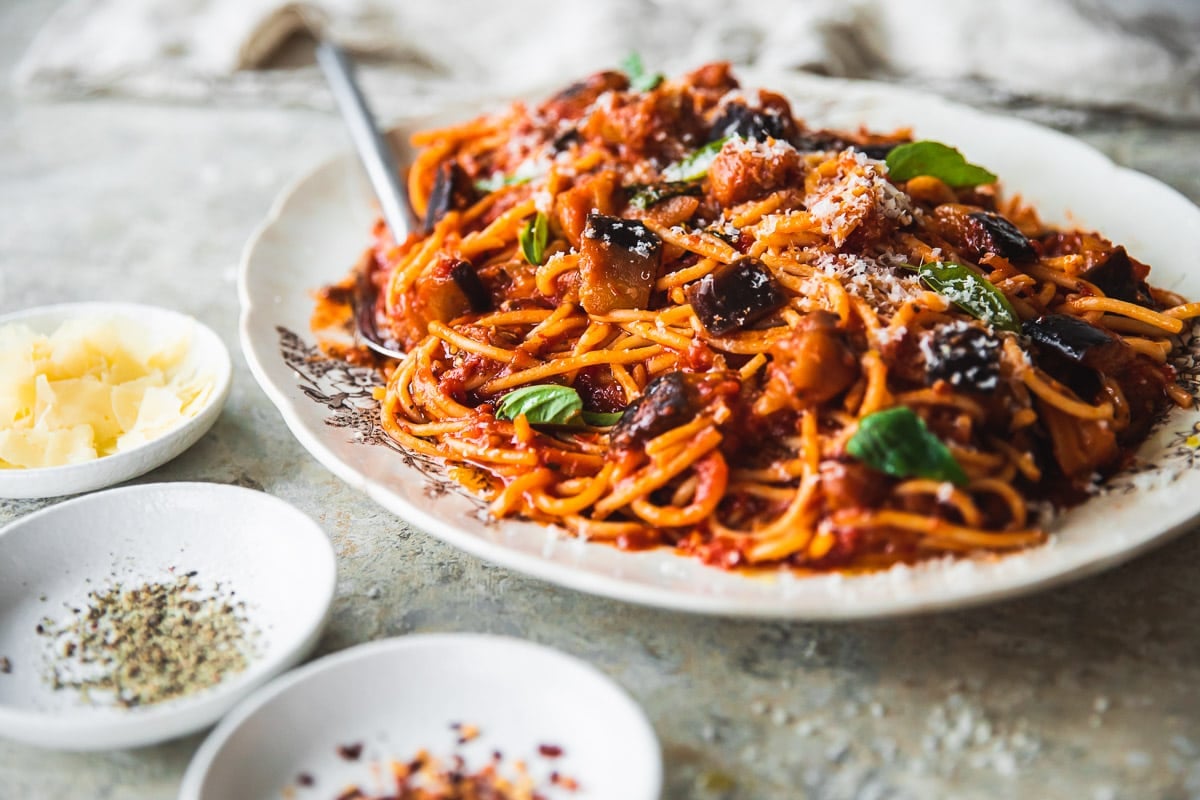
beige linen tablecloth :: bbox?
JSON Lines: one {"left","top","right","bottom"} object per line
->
{"left": 13, "top": 0, "right": 1200, "bottom": 122}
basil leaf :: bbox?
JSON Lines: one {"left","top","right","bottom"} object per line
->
{"left": 581, "top": 410, "right": 624, "bottom": 427}
{"left": 918, "top": 262, "right": 1019, "bottom": 332}
{"left": 627, "top": 181, "right": 702, "bottom": 210}
{"left": 620, "top": 52, "right": 664, "bottom": 93}
{"left": 847, "top": 407, "right": 968, "bottom": 486}
{"left": 495, "top": 385, "right": 624, "bottom": 428}
{"left": 473, "top": 173, "right": 529, "bottom": 193}
{"left": 496, "top": 385, "right": 582, "bottom": 426}
{"left": 885, "top": 141, "right": 997, "bottom": 188}
{"left": 662, "top": 136, "right": 731, "bottom": 183}
{"left": 519, "top": 212, "right": 549, "bottom": 266}
{"left": 473, "top": 160, "right": 546, "bottom": 193}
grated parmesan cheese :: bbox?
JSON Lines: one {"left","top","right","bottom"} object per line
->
{"left": 0, "top": 318, "right": 213, "bottom": 469}
{"left": 805, "top": 150, "right": 917, "bottom": 246}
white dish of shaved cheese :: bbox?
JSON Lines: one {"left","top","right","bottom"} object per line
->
{"left": 0, "top": 303, "right": 231, "bottom": 499}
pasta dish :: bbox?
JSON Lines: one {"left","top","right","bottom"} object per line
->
{"left": 315, "top": 61, "right": 1196, "bottom": 572}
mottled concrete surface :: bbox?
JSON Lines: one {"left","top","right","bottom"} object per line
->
{"left": 3, "top": 3, "right": 1200, "bottom": 799}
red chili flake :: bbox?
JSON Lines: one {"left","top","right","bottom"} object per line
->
{"left": 538, "top": 744, "right": 564, "bottom": 758}
{"left": 337, "top": 742, "right": 364, "bottom": 761}
{"left": 335, "top": 789, "right": 366, "bottom": 800}
{"left": 296, "top": 773, "right": 315, "bottom": 787}
{"left": 455, "top": 723, "right": 480, "bottom": 745}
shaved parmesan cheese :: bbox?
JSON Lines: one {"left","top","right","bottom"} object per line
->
{"left": 0, "top": 318, "right": 214, "bottom": 469}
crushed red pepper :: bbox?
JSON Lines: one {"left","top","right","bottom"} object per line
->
{"left": 297, "top": 725, "right": 576, "bottom": 800}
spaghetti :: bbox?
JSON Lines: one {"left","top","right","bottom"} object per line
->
{"left": 316, "top": 62, "right": 1195, "bottom": 572}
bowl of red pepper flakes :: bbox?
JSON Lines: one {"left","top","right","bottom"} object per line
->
{"left": 180, "top": 635, "right": 661, "bottom": 800}
{"left": 290, "top": 723, "right": 579, "bottom": 800}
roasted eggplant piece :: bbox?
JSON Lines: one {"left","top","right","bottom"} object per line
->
{"left": 407, "top": 256, "right": 480, "bottom": 336}
{"left": 423, "top": 162, "right": 474, "bottom": 234}
{"left": 792, "top": 132, "right": 900, "bottom": 160}
{"left": 707, "top": 138, "right": 801, "bottom": 207}
{"left": 819, "top": 459, "right": 892, "bottom": 512}
{"left": 1040, "top": 401, "right": 1119, "bottom": 480}
{"left": 966, "top": 211, "right": 1036, "bottom": 263}
{"left": 1081, "top": 246, "right": 1152, "bottom": 306}
{"left": 933, "top": 204, "right": 1036, "bottom": 263}
{"left": 685, "top": 257, "right": 785, "bottom": 336}
{"left": 1022, "top": 314, "right": 1131, "bottom": 373}
{"left": 539, "top": 70, "right": 630, "bottom": 124}
{"left": 551, "top": 127, "right": 583, "bottom": 153}
{"left": 922, "top": 323, "right": 1002, "bottom": 391}
{"left": 853, "top": 143, "right": 901, "bottom": 160}
{"left": 448, "top": 260, "right": 491, "bottom": 312}
{"left": 1024, "top": 313, "right": 1170, "bottom": 445}
{"left": 1022, "top": 313, "right": 1124, "bottom": 399}
{"left": 625, "top": 181, "right": 702, "bottom": 211}
{"left": 578, "top": 213, "right": 662, "bottom": 315}
{"left": 764, "top": 311, "right": 858, "bottom": 405}
{"left": 611, "top": 373, "right": 699, "bottom": 450}
{"left": 709, "top": 102, "right": 794, "bottom": 142}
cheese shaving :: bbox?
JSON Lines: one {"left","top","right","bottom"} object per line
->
{"left": 0, "top": 318, "right": 214, "bottom": 469}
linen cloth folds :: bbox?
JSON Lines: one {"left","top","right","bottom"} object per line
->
{"left": 13, "top": 0, "right": 1200, "bottom": 122}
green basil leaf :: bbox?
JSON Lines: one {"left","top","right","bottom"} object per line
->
{"left": 627, "top": 181, "right": 702, "bottom": 210}
{"left": 519, "top": 212, "right": 549, "bottom": 266}
{"left": 847, "top": 407, "right": 968, "bottom": 486}
{"left": 496, "top": 385, "right": 582, "bottom": 426}
{"left": 885, "top": 141, "right": 997, "bottom": 188}
{"left": 473, "top": 173, "right": 529, "bottom": 193}
{"left": 620, "top": 52, "right": 664, "bottom": 93}
{"left": 581, "top": 410, "right": 624, "bottom": 427}
{"left": 473, "top": 160, "right": 546, "bottom": 193}
{"left": 662, "top": 136, "right": 731, "bottom": 183}
{"left": 918, "top": 262, "right": 1019, "bottom": 332}
{"left": 495, "top": 386, "right": 623, "bottom": 429}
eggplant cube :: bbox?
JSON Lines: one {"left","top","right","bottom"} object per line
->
{"left": 685, "top": 257, "right": 785, "bottom": 336}
{"left": 579, "top": 213, "right": 662, "bottom": 315}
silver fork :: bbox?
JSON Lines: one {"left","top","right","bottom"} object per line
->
{"left": 315, "top": 38, "right": 416, "bottom": 360}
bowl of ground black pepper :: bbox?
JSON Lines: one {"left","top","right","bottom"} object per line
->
{"left": 0, "top": 482, "right": 337, "bottom": 750}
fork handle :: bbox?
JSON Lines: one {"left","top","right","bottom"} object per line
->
{"left": 315, "top": 39, "right": 418, "bottom": 241}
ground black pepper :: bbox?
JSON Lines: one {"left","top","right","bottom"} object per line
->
{"left": 36, "top": 572, "right": 256, "bottom": 708}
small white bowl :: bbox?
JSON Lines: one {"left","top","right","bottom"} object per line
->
{"left": 181, "top": 634, "right": 663, "bottom": 800}
{"left": 0, "top": 482, "right": 337, "bottom": 751}
{"left": 0, "top": 302, "right": 232, "bottom": 499}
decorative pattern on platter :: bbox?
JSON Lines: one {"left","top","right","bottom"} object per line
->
{"left": 277, "top": 326, "right": 491, "bottom": 520}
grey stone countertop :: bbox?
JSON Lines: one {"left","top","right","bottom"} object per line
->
{"left": 4, "top": 4, "right": 1200, "bottom": 799}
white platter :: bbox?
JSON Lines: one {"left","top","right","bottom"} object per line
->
{"left": 180, "top": 634, "right": 662, "bottom": 800}
{"left": 239, "top": 71, "right": 1200, "bottom": 618}
{"left": 0, "top": 302, "right": 232, "bottom": 499}
{"left": 0, "top": 482, "right": 336, "bottom": 750}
